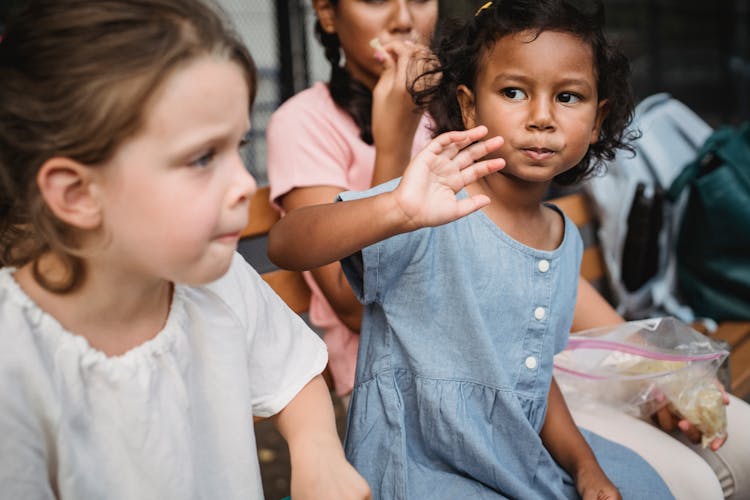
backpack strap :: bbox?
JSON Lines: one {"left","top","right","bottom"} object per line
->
{"left": 721, "top": 123, "right": 750, "bottom": 189}
{"left": 666, "top": 126, "right": 738, "bottom": 201}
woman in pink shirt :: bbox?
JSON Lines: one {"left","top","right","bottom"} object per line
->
{"left": 266, "top": 0, "right": 438, "bottom": 403}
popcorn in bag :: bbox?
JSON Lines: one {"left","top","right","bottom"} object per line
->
{"left": 554, "top": 317, "right": 728, "bottom": 447}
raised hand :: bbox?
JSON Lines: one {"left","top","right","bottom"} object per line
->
{"left": 370, "top": 38, "right": 436, "bottom": 184}
{"left": 393, "top": 125, "right": 505, "bottom": 231}
{"left": 268, "top": 126, "right": 503, "bottom": 271}
{"left": 371, "top": 38, "right": 430, "bottom": 142}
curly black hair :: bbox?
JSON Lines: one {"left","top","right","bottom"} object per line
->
{"left": 412, "top": 0, "right": 638, "bottom": 185}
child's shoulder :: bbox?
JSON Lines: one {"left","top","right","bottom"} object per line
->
{"left": 268, "top": 81, "right": 364, "bottom": 144}
{"left": 0, "top": 268, "right": 36, "bottom": 338}
{"left": 271, "top": 82, "right": 336, "bottom": 121}
{"left": 197, "top": 253, "right": 299, "bottom": 328}
{"left": 197, "top": 252, "right": 265, "bottom": 311}
{"left": 0, "top": 268, "right": 56, "bottom": 379}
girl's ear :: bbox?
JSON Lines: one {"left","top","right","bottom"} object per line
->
{"left": 37, "top": 158, "right": 103, "bottom": 230}
{"left": 456, "top": 84, "right": 477, "bottom": 129}
{"left": 313, "top": 0, "right": 336, "bottom": 34}
{"left": 590, "top": 99, "right": 609, "bottom": 144}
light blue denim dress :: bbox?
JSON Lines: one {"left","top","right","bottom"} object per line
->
{"left": 338, "top": 181, "right": 673, "bottom": 500}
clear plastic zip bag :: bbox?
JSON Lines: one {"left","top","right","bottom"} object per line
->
{"left": 554, "top": 317, "right": 729, "bottom": 447}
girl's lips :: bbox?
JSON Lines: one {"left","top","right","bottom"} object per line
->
{"left": 521, "top": 147, "right": 556, "bottom": 161}
{"left": 215, "top": 231, "right": 241, "bottom": 243}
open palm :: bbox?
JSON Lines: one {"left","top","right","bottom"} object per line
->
{"left": 394, "top": 126, "right": 504, "bottom": 230}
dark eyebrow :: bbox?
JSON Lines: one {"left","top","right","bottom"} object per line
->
{"left": 490, "top": 73, "right": 530, "bottom": 86}
{"left": 555, "top": 78, "right": 595, "bottom": 91}
{"left": 491, "top": 73, "right": 595, "bottom": 93}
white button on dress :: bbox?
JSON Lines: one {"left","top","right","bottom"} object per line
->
{"left": 537, "top": 259, "right": 550, "bottom": 273}
{"left": 534, "top": 307, "right": 546, "bottom": 320}
{"left": 525, "top": 356, "right": 538, "bottom": 369}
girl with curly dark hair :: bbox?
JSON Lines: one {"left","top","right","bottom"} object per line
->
{"left": 412, "top": 0, "right": 637, "bottom": 186}
{"left": 269, "top": 1, "right": 676, "bottom": 497}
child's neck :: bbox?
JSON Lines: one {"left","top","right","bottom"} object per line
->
{"left": 466, "top": 176, "right": 563, "bottom": 251}
{"left": 15, "top": 254, "right": 173, "bottom": 357}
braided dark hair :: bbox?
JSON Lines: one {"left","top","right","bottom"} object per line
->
{"left": 412, "top": 0, "right": 637, "bottom": 185}
{"left": 314, "top": 0, "right": 375, "bottom": 144}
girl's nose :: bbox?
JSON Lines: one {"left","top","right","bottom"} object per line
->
{"left": 389, "top": 0, "right": 415, "bottom": 34}
{"left": 527, "top": 99, "right": 555, "bottom": 131}
{"left": 232, "top": 153, "right": 257, "bottom": 203}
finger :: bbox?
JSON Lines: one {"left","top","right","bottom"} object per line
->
{"left": 382, "top": 40, "right": 423, "bottom": 84}
{"left": 373, "top": 48, "right": 395, "bottom": 77}
{"left": 710, "top": 434, "right": 727, "bottom": 451}
{"left": 712, "top": 434, "right": 727, "bottom": 450}
{"left": 452, "top": 136, "right": 504, "bottom": 169}
{"left": 379, "top": 38, "right": 425, "bottom": 60}
{"left": 449, "top": 134, "right": 503, "bottom": 168}
{"left": 460, "top": 157, "right": 505, "bottom": 186}
{"left": 677, "top": 419, "right": 702, "bottom": 443}
{"left": 374, "top": 40, "right": 414, "bottom": 81}
{"left": 453, "top": 194, "right": 491, "bottom": 219}
{"left": 371, "top": 54, "right": 398, "bottom": 105}
{"left": 428, "top": 126, "right": 489, "bottom": 156}
{"left": 370, "top": 38, "right": 395, "bottom": 74}
{"left": 654, "top": 406, "right": 676, "bottom": 432}
{"left": 713, "top": 379, "right": 731, "bottom": 405}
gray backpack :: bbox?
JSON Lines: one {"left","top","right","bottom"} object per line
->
{"left": 584, "top": 93, "right": 712, "bottom": 322}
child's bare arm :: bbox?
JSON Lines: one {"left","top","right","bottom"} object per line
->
{"left": 541, "top": 378, "right": 622, "bottom": 500}
{"left": 278, "top": 185, "right": 364, "bottom": 331}
{"left": 268, "top": 185, "right": 409, "bottom": 271}
{"left": 272, "top": 375, "right": 371, "bottom": 500}
{"left": 571, "top": 279, "right": 624, "bottom": 331}
{"left": 268, "top": 126, "right": 504, "bottom": 271}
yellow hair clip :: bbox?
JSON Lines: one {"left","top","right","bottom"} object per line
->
{"left": 475, "top": 1, "right": 493, "bottom": 16}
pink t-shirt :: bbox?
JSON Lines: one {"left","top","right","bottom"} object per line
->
{"left": 266, "top": 82, "right": 432, "bottom": 396}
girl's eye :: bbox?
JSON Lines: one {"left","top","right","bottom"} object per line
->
{"left": 558, "top": 92, "right": 582, "bottom": 104}
{"left": 190, "top": 149, "right": 216, "bottom": 168}
{"left": 502, "top": 88, "right": 526, "bottom": 101}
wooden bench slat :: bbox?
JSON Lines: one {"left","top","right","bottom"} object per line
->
{"left": 551, "top": 192, "right": 594, "bottom": 227}
{"left": 711, "top": 322, "right": 750, "bottom": 348}
{"left": 581, "top": 247, "right": 605, "bottom": 283}
{"left": 728, "top": 340, "right": 750, "bottom": 398}
{"left": 261, "top": 269, "right": 311, "bottom": 314}
{"left": 242, "top": 186, "right": 279, "bottom": 238}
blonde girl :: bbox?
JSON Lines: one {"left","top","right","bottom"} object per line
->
{"left": 0, "top": 1, "right": 368, "bottom": 498}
